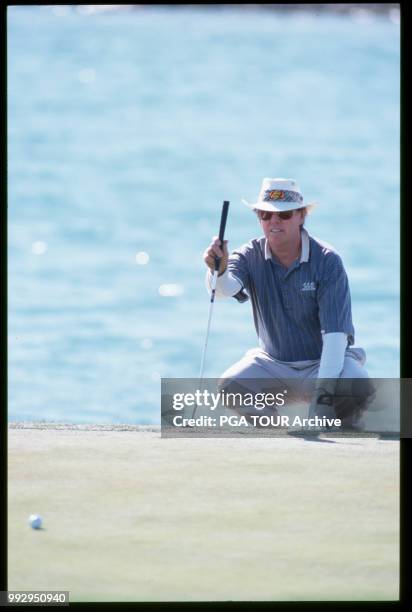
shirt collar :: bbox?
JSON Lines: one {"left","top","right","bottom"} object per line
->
{"left": 264, "top": 227, "right": 310, "bottom": 263}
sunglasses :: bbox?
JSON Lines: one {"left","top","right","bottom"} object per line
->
{"left": 257, "top": 210, "right": 294, "bottom": 221}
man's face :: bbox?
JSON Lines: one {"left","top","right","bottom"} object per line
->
{"left": 257, "top": 209, "right": 304, "bottom": 252}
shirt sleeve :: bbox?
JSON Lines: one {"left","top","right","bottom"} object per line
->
{"left": 317, "top": 332, "right": 348, "bottom": 378}
{"left": 317, "top": 253, "right": 355, "bottom": 345}
{"left": 205, "top": 268, "right": 242, "bottom": 298}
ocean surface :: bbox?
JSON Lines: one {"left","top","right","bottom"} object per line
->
{"left": 8, "top": 5, "right": 400, "bottom": 424}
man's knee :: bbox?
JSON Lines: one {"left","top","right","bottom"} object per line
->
{"left": 341, "top": 348, "right": 368, "bottom": 378}
{"left": 334, "top": 377, "right": 376, "bottom": 424}
{"left": 217, "top": 378, "right": 279, "bottom": 420}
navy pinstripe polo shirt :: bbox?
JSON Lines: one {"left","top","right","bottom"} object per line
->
{"left": 228, "top": 228, "right": 355, "bottom": 362}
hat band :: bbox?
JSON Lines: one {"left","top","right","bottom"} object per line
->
{"left": 262, "top": 189, "right": 303, "bottom": 204}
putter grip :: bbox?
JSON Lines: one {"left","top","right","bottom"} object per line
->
{"left": 215, "top": 200, "right": 230, "bottom": 272}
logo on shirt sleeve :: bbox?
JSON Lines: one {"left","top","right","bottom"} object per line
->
{"left": 301, "top": 281, "right": 316, "bottom": 292}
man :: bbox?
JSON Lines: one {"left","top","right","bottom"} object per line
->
{"left": 203, "top": 178, "right": 372, "bottom": 428}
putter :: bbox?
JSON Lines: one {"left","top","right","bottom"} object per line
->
{"left": 191, "top": 200, "right": 230, "bottom": 420}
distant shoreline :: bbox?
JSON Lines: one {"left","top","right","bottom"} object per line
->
{"left": 160, "top": 4, "right": 400, "bottom": 13}
{"left": 8, "top": 421, "right": 160, "bottom": 432}
{"left": 46, "top": 4, "right": 400, "bottom": 16}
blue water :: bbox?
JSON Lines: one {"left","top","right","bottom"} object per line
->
{"left": 8, "top": 5, "right": 400, "bottom": 424}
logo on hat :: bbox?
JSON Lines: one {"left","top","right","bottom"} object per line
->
{"left": 265, "top": 190, "right": 284, "bottom": 201}
{"left": 263, "top": 189, "right": 303, "bottom": 203}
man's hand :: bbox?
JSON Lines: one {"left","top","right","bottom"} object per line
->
{"left": 308, "top": 386, "right": 336, "bottom": 421}
{"left": 203, "top": 236, "right": 229, "bottom": 276}
{"left": 307, "top": 379, "right": 338, "bottom": 432}
{"left": 308, "top": 378, "right": 372, "bottom": 431}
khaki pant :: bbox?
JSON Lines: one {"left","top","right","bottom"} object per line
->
{"left": 218, "top": 347, "right": 369, "bottom": 416}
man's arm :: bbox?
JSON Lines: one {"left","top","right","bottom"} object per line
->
{"left": 203, "top": 236, "right": 247, "bottom": 299}
{"left": 317, "top": 332, "right": 347, "bottom": 378}
{"left": 309, "top": 253, "right": 356, "bottom": 421}
{"left": 205, "top": 267, "right": 242, "bottom": 298}
{"left": 309, "top": 332, "right": 348, "bottom": 420}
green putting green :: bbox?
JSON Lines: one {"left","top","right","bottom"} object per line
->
{"left": 8, "top": 424, "right": 399, "bottom": 602}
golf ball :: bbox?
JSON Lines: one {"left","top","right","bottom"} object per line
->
{"left": 29, "top": 514, "right": 42, "bottom": 529}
